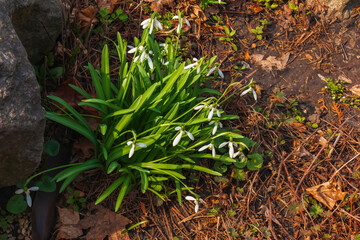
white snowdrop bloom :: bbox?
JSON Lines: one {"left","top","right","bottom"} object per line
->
{"left": 173, "top": 126, "right": 194, "bottom": 146}
{"left": 207, "top": 104, "right": 221, "bottom": 121}
{"left": 194, "top": 104, "right": 206, "bottom": 111}
{"left": 141, "top": 17, "right": 163, "bottom": 34}
{"left": 240, "top": 87, "right": 257, "bottom": 101}
{"left": 185, "top": 196, "right": 203, "bottom": 213}
{"left": 218, "top": 68, "right": 224, "bottom": 78}
{"left": 207, "top": 66, "right": 224, "bottom": 78}
{"left": 184, "top": 58, "right": 199, "bottom": 70}
{"left": 219, "top": 140, "right": 239, "bottom": 158}
{"left": 173, "top": 15, "right": 191, "bottom": 34}
{"left": 127, "top": 141, "right": 147, "bottom": 158}
{"left": 198, "top": 142, "right": 216, "bottom": 158}
{"left": 127, "top": 45, "right": 144, "bottom": 54}
{"left": 206, "top": 66, "right": 216, "bottom": 76}
{"left": 15, "top": 186, "right": 39, "bottom": 207}
{"left": 209, "top": 120, "right": 223, "bottom": 135}
{"left": 240, "top": 152, "right": 246, "bottom": 162}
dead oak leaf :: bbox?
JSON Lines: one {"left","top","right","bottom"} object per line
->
{"left": 251, "top": 53, "right": 290, "bottom": 71}
{"left": 306, "top": 181, "right": 347, "bottom": 210}
{"left": 79, "top": 6, "right": 98, "bottom": 28}
{"left": 78, "top": 205, "right": 131, "bottom": 240}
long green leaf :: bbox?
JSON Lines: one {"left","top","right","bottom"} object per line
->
{"left": 101, "top": 44, "right": 112, "bottom": 99}
{"left": 115, "top": 176, "right": 131, "bottom": 211}
{"left": 95, "top": 176, "right": 125, "bottom": 205}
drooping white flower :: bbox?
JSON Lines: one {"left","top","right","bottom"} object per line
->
{"left": 128, "top": 45, "right": 154, "bottom": 69}
{"left": 141, "top": 17, "right": 163, "bottom": 34}
{"left": 127, "top": 141, "right": 147, "bottom": 158}
{"left": 219, "top": 140, "right": 239, "bottom": 158}
{"left": 218, "top": 68, "right": 224, "bottom": 78}
{"left": 207, "top": 66, "right": 224, "bottom": 78}
{"left": 173, "top": 126, "right": 194, "bottom": 146}
{"left": 198, "top": 142, "right": 216, "bottom": 158}
{"left": 194, "top": 104, "right": 206, "bottom": 111}
{"left": 207, "top": 104, "right": 221, "bottom": 121}
{"left": 240, "top": 87, "right": 257, "bottom": 101}
{"left": 173, "top": 15, "right": 191, "bottom": 34}
{"left": 185, "top": 196, "right": 203, "bottom": 213}
{"left": 209, "top": 120, "right": 223, "bottom": 135}
{"left": 15, "top": 186, "right": 39, "bottom": 207}
{"left": 184, "top": 58, "right": 199, "bottom": 69}
{"left": 127, "top": 45, "right": 144, "bottom": 54}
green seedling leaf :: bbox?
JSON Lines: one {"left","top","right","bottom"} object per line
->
{"left": 6, "top": 195, "right": 27, "bottom": 214}
{"left": 43, "top": 140, "right": 60, "bottom": 156}
{"left": 35, "top": 176, "right": 56, "bottom": 192}
{"left": 49, "top": 67, "right": 63, "bottom": 78}
{"left": 247, "top": 153, "right": 263, "bottom": 170}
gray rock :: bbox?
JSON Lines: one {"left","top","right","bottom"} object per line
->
{"left": 306, "top": 0, "right": 360, "bottom": 19}
{"left": 0, "top": 0, "right": 45, "bottom": 187}
{"left": 9, "top": 0, "right": 64, "bottom": 63}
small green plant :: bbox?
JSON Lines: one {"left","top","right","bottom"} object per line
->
{"left": 66, "top": 188, "right": 86, "bottom": 211}
{"left": 354, "top": 234, "right": 360, "bottom": 240}
{"left": 219, "top": 27, "right": 237, "bottom": 51}
{"left": 0, "top": 207, "right": 13, "bottom": 235}
{"left": 251, "top": 20, "right": 269, "bottom": 40}
{"left": 255, "top": 0, "right": 279, "bottom": 9}
{"left": 309, "top": 203, "right": 324, "bottom": 218}
{"left": 212, "top": 16, "right": 224, "bottom": 25}
{"left": 324, "top": 78, "right": 360, "bottom": 107}
{"left": 99, "top": 7, "right": 128, "bottom": 25}
{"left": 33, "top": 52, "right": 63, "bottom": 91}
{"left": 201, "top": 0, "right": 226, "bottom": 10}
{"left": 288, "top": 1, "right": 300, "bottom": 11}
{"left": 228, "top": 227, "right": 239, "bottom": 238}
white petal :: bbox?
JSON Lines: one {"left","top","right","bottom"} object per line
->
{"left": 218, "top": 68, "right": 224, "bottom": 78}
{"left": 229, "top": 142, "right": 234, "bottom": 158}
{"left": 219, "top": 142, "right": 228, "bottom": 148}
{"left": 128, "top": 48, "right": 137, "bottom": 53}
{"left": 184, "top": 63, "right": 197, "bottom": 69}
{"left": 253, "top": 89, "right": 258, "bottom": 101}
{"left": 233, "top": 151, "right": 240, "bottom": 158}
{"left": 28, "top": 186, "right": 39, "bottom": 191}
{"left": 194, "top": 105, "right": 204, "bottom": 110}
{"left": 148, "top": 57, "right": 154, "bottom": 69}
{"left": 240, "top": 153, "right": 246, "bottom": 162}
{"left": 240, "top": 87, "right": 252, "bottom": 96}
{"left": 199, "top": 144, "right": 210, "bottom": 152}
{"left": 197, "top": 67, "right": 201, "bottom": 74}
{"left": 209, "top": 120, "right": 215, "bottom": 125}
{"left": 185, "top": 131, "right": 194, "bottom": 141}
{"left": 175, "top": 126, "right": 182, "bottom": 131}
{"left": 212, "top": 146, "right": 216, "bottom": 158}
{"left": 127, "top": 141, "right": 133, "bottom": 145}
{"left": 207, "top": 108, "right": 214, "bottom": 121}
{"left": 219, "top": 0, "right": 222, "bottom": 3}
{"left": 173, "top": 131, "right": 183, "bottom": 146}
{"left": 207, "top": 67, "right": 216, "bottom": 76}
{"left": 141, "top": 18, "right": 151, "bottom": 27}
{"left": 195, "top": 203, "right": 199, "bottom": 213}
{"left": 136, "top": 143, "right": 147, "bottom": 148}
{"left": 15, "top": 189, "right": 24, "bottom": 194}
{"left": 149, "top": 20, "right": 154, "bottom": 34}
{"left": 193, "top": 58, "right": 198, "bottom": 62}
{"left": 129, "top": 144, "right": 135, "bottom": 158}
{"left": 26, "top": 193, "right": 32, "bottom": 207}
{"left": 127, "top": 45, "right": 134, "bottom": 49}
{"left": 133, "top": 56, "right": 139, "bottom": 62}
{"left": 216, "top": 109, "right": 221, "bottom": 118}
{"left": 185, "top": 196, "right": 196, "bottom": 201}
{"left": 212, "top": 124, "right": 218, "bottom": 135}
{"left": 154, "top": 19, "right": 163, "bottom": 30}
{"left": 176, "top": 23, "right": 181, "bottom": 34}
{"left": 172, "top": 15, "right": 179, "bottom": 20}
{"left": 140, "top": 51, "right": 146, "bottom": 62}
{"left": 219, "top": 122, "right": 223, "bottom": 128}
{"left": 184, "top": 18, "right": 190, "bottom": 27}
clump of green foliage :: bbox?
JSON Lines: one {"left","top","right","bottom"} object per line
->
{"left": 254, "top": 0, "right": 280, "bottom": 9}
{"left": 324, "top": 78, "right": 359, "bottom": 107}
{"left": 251, "top": 19, "right": 269, "bottom": 40}
{"left": 10, "top": 13, "right": 263, "bottom": 212}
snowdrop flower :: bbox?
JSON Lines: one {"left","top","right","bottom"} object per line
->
{"left": 219, "top": 139, "right": 239, "bottom": 158}
{"left": 194, "top": 104, "right": 207, "bottom": 111}
{"left": 173, "top": 126, "right": 194, "bottom": 146}
{"left": 141, "top": 17, "right": 163, "bottom": 34}
{"left": 198, "top": 142, "right": 216, "bottom": 158}
{"left": 184, "top": 58, "right": 199, "bottom": 70}
{"left": 128, "top": 45, "right": 154, "bottom": 69}
{"left": 185, "top": 196, "right": 203, "bottom": 213}
{"left": 127, "top": 45, "right": 144, "bottom": 54}
{"left": 207, "top": 104, "right": 221, "bottom": 121}
{"left": 240, "top": 86, "right": 257, "bottom": 101}
{"left": 240, "top": 152, "right": 246, "bottom": 162}
{"left": 127, "top": 140, "right": 147, "bottom": 158}
{"left": 209, "top": 120, "right": 223, "bottom": 135}
{"left": 172, "top": 15, "right": 191, "bottom": 34}
{"left": 207, "top": 66, "right": 224, "bottom": 78}
{"left": 15, "top": 186, "right": 39, "bottom": 207}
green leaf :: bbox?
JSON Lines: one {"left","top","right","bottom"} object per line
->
{"left": 6, "top": 195, "right": 27, "bottom": 214}
{"left": 43, "top": 140, "right": 60, "bottom": 156}
{"left": 189, "top": 153, "right": 236, "bottom": 163}
{"left": 49, "top": 67, "right": 63, "bottom": 78}
{"left": 96, "top": 176, "right": 125, "bottom": 205}
{"left": 35, "top": 176, "right": 56, "bottom": 192}
{"left": 247, "top": 153, "right": 263, "bottom": 170}
{"left": 140, "top": 172, "right": 149, "bottom": 193}
{"left": 115, "top": 176, "right": 131, "bottom": 211}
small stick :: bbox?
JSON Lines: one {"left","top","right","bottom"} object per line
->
{"left": 329, "top": 153, "right": 360, "bottom": 181}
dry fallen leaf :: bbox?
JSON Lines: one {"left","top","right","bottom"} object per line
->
{"left": 306, "top": 180, "right": 347, "bottom": 209}
{"left": 78, "top": 205, "right": 131, "bottom": 240}
{"left": 56, "top": 207, "right": 82, "bottom": 240}
{"left": 50, "top": 78, "right": 84, "bottom": 109}
{"left": 350, "top": 84, "right": 360, "bottom": 97}
{"left": 251, "top": 52, "right": 290, "bottom": 71}
{"left": 58, "top": 207, "right": 80, "bottom": 225}
{"left": 79, "top": 6, "right": 98, "bottom": 28}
